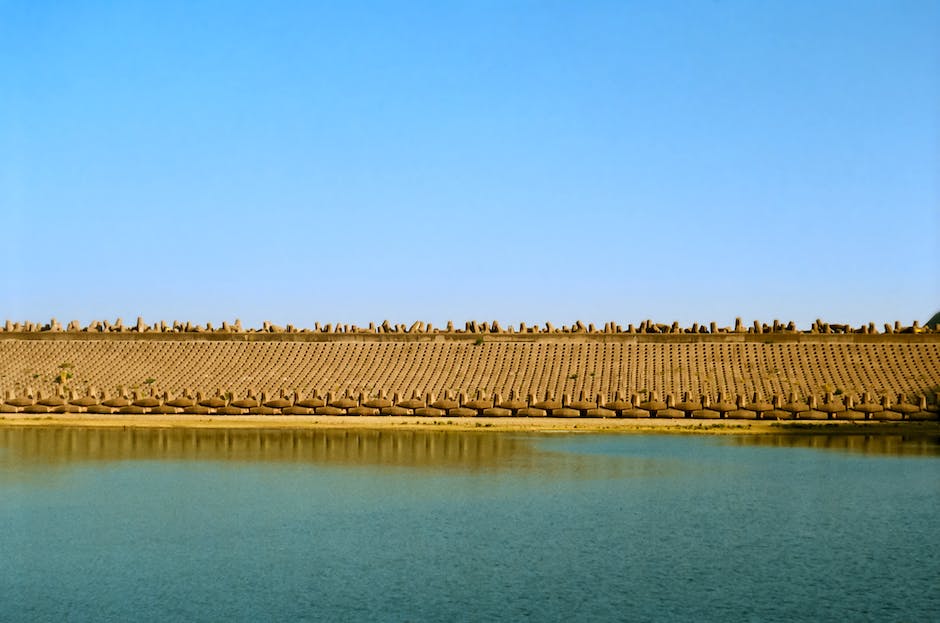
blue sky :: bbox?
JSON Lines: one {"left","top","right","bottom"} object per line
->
{"left": 2, "top": 1, "right": 938, "bottom": 329}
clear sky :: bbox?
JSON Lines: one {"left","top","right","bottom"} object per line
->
{"left": 2, "top": 1, "right": 938, "bottom": 330}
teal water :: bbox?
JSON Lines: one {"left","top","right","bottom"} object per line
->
{"left": 0, "top": 428, "right": 937, "bottom": 622}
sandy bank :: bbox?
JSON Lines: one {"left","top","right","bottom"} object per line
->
{"left": 1, "top": 413, "right": 937, "bottom": 435}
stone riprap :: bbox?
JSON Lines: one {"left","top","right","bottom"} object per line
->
{"left": 0, "top": 319, "right": 937, "bottom": 420}
{"left": 2, "top": 317, "right": 936, "bottom": 335}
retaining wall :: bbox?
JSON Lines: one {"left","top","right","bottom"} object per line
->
{"left": 0, "top": 321, "right": 937, "bottom": 420}
{"left": 1, "top": 386, "right": 937, "bottom": 421}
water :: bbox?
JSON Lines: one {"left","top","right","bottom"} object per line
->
{"left": 1, "top": 428, "right": 937, "bottom": 622}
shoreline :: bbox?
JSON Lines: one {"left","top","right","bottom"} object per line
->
{"left": 1, "top": 414, "right": 937, "bottom": 435}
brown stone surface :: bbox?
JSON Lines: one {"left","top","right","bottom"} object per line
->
{"left": 0, "top": 334, "right": 937, "bottom": 418}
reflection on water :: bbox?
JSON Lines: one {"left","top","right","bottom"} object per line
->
{"left": 1, "top": 427, "right": 938, "bottom": 622}
{"left": 0, "top": 427, "right": 680, "bottom": 483}
{"left": 3, "top": 427, "right": 938, "bottom": 470}
{"left": 729, "top": 433, "right": 940, "bottom": 457}
{"left": 1, "top": 428, "right": 937, "bottom": 471}
{"left": 0, "top": 427, "right": 536, "bottom": 469}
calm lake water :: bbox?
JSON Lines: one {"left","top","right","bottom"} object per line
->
{"left": 1, "top": 428, "right": 937, "bottom": 622}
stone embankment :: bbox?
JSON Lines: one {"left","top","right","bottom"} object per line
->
{"left": 1, "top": 318, "right": 937, "bottom": 421}
{"left": 0, "top": 387, "right": 937, "bottom": 421}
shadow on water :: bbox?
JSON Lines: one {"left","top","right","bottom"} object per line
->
{"left": 727, "top": 433, "right": 940, "bottom": 457}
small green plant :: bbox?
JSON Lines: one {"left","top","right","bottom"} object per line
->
{"left": 568, "top": 373, "right": 578, "bottom": 380}
{"left": 58, "top": 362, "right": 72, "bottom": 369}
{"left": 834, "top": 388, "right": 843, "bottom": 395}
{"left": 32, "top": 373, "right": 40, "bottom": 379}
{"left": 144, "top": 378, "right": 156, "bottom": 385}
{"left": 474, "top": 336, "right": 484, "bottom": 346}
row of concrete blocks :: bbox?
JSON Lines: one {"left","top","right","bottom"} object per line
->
{"left": 2, "top": 318, "right": 935, "bottom": 335}
{"left": 3, "top": 388, "right": 938, "bottom": 421}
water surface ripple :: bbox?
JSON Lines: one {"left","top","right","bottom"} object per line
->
{"left": 1, "top": 428, "right": 937, "bottom": 622}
